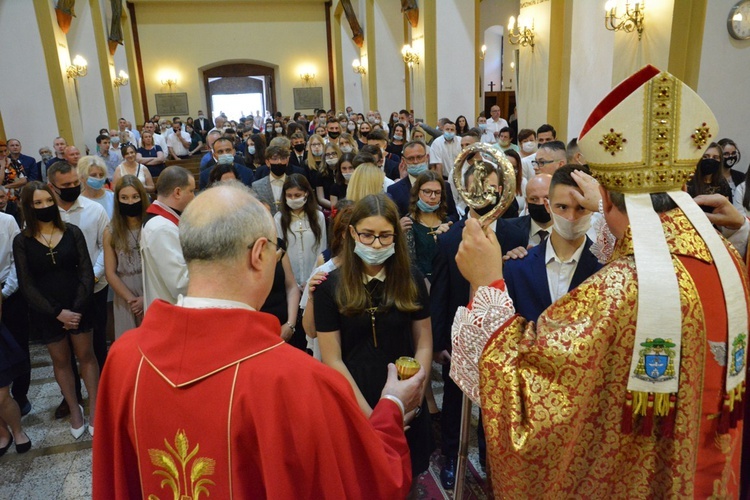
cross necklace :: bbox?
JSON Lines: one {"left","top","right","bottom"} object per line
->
{"left": 128, "top": 226, "right": 141, "bottom": 252}
{"left": 364, "top": 281, "right": 382, "bottom": 348}
{"left": 40, "top": 230, "right": 58, "bottom": 264}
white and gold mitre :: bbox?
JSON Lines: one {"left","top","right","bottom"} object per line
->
{"left": 578, "top": 65, "right": 718, "bottom": 194}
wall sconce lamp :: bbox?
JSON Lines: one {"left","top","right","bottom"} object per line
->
{"left": 300, "top": 72, "right": 316, "bottom": 83}
{"left": 507, "top": 16, "right": 535, "bottom": 52}
{"left": 161, "top": 76, "right": 177, "bottom": 90}
{"left": 352, "top": 59, "right": 366, "bottom": 75}
{"left": 113, "top": 70, "right": 129, "bottom": 87}
{"left": 66, "top": 55, "right": 88, "bottom": 79}
{"left": 604, "top": 1, "right": 645, "bottom": 40}
{"left": 480, "top": 44, "right": 487, "bottom": 60}
{"left": 401, "top": 44, "right": 420, "bottom": 67}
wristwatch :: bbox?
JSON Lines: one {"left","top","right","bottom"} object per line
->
{"left": 286, "top": 322, "right": 296, "bottom": 333}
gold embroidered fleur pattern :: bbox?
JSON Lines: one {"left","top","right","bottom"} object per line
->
{"left": 610, "top": 208, "right": 712, "bottom": 264}
{"left": 691, "top": 123, "right": 712, "bottom": 149}
{"left": 599, "top": 128, "right": 627, "bottom": 156}
{"left": 147, "top": 430, "right": 216, "bottom": 500}
{"left": 479, "top": 233, "right": 709, "bottom": 497}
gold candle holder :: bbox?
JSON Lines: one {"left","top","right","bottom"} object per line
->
{"left": 396, "top": 356, "right": 421, "bottom": 380}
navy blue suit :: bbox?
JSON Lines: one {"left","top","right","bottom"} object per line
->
{"left": 507, "top": 214, "right": 532, "bottom": 236}
{"left": 430, "top": 217, "right": 528, "bottom": 460}
{"left": 504, "top": 237, "right": 602, "bottom": 323}
{"left": 383, "top": 157, "right": 400, "bottom": 181}
{"left": 199, "top": 162, "right": 255, "bottom": 190}
{"left": 386, "top": 177, "right": 459, "bottom": 221}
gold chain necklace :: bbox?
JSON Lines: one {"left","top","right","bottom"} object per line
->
{"left": 364, "top": 280, "right": 382, "bottom": 348}
{"left": 39, "top": 229, "right": 58, "bottom": 264}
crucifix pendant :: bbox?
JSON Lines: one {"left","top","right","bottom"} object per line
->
{"left": 47, "top": 247, "right": 57, "bottom": 264}
{"left": 366, "top": 306, "right": 378, "bottom": 347}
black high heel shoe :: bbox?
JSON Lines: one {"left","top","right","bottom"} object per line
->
{"left": 15, "top": 433, "right": 31, "bottom": 454}
{"left": 0, "top": 434, "right": 13, "bottom": 457}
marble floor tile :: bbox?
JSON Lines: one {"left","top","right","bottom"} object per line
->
{"left": 60, "top": 470, "right": 92, "bottom": 499}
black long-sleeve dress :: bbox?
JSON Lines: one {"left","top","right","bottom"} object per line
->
{"left": 13, "top": 224, "right": 94, "bottom": 344}
{"left": 314, "top": 267, "right": 435, "bottom": 475}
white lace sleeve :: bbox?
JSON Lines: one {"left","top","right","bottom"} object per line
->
{"left": 590, "top": 211, "right": 616, "bottom": 264}
{"left": 449, "top": 285, "right": 516, "bottom": 405}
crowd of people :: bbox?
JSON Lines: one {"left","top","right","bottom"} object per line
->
{"left": 1, "top": 75, "right": 750, "bottom": 496}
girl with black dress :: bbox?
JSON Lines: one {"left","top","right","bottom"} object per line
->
{"left": 13, "top": 182, "right": 97, "bottom": 440}
{"left": 314, "top": 194, "right": 434, "bottom": 478}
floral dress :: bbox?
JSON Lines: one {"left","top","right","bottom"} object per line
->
{"left": 3, "top": 158, "right": 26, "bottom": 201}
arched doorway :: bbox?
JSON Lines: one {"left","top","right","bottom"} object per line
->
{"left": 202, "top": 63, "right": 277, "bottom": 123}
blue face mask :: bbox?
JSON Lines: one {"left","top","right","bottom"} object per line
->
{"left": 86, "top": 176, "right": 106, "bottom": 190}
{"left": 443, "top": 132, "right": 455, "bottom": 141}
{"left": 354, "top": 240, "right": 395, "bottom": 266}
{"left": 416, "top": 198, "right": 439, "bottom": 213}
{"left": 478, "top": 123, "right": 487, "bottom": 131}
{"left": 248, "top": 146, "right": 256, "bottom": 155}
{"left": 407, "top": 163, "right": 428, "bottom": 177}
{"left": 217, "top": 154, "right": 234, "bottom": 165}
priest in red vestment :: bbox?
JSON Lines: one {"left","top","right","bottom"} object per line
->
{"left": 92, "top": 181, "right": 426, "bottom": 499}
{"left": 449, "top": 66, "right": 750, "bottom": 498}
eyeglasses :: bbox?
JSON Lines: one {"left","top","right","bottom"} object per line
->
{"left": 324, "top": 153, "right": 338, "bottom": 159}
{"left": 403, "top": 154, "right": 426, "bottom": 163}
{"left": 248, "top": 238, "right": 284, "bottom": 262}
{"left": 355, "top": 232, "right": 395, "bottom": 246}
{"left": 420, "top": 189, "right": 442, "bottom": 198}
{"left": 531, "top": 159, "right": 557, "bottom": 168}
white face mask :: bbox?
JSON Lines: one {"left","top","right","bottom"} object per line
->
{"left": 342, "top": 172, "right": 353, "bottom": 181}
{"left": 340, "top": 145, "right": 353, "bottom": 153}
{"left": 522, "top": 141, "right": 538, "bottom": 154}
{"left": 551, "top": 212, "right": 591, "bottom": 241}
{"left": 325, "top": 158, "right": 338, "bottom": 166}
{"left": 286, "top": 196, "right": 307, "bottom": 210}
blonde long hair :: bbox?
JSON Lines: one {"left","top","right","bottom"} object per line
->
{"left": 347, "top": 163, "right": 384, "bottom": 202}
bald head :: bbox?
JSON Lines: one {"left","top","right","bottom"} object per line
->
{"left": 525, "top": 174, "right": 552, "bottom": 204}
{"left": 180, "top": 182, "right": 276, "bottom": 264}
{"left": 63, "top": 146, "right": 81, "bottom": 166}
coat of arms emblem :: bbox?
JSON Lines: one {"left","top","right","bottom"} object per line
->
{"left": 729, "top": 333, "right": 747, "bottom": 377}
{"left": 634, "top": 338, "right": 676, "bottom": 382}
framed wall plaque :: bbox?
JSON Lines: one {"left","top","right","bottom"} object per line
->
{"left": 293, "top": 87, "right": 323, "bottom": 110}
{"left": 155, "top": 92, "right": 189, "bottom": 116}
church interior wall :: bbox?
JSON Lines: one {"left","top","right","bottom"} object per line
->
{"left": 0, "top": 0, "right": 61, "bottom": 157}
{"left": 517, "top": 0, "right": 552, "bottom": 134}
{"left": 372, "top": 0, "right": 406, "bottom": 116}
{"left": 435, "top": 0, "right": 476, "bottom": 123}
{"left": 66, "top": 0, "right": 110, "bottom": 151}
{"left": 480, "top": 0, "right": 519, "bottom": 109}
{"left": 134, "top": 2, "right": 331, "bottom": 120}
{"left": 698, "top": 0, "right": 750, "bottom": 169}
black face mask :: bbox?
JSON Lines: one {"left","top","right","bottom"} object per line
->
{"left": 724, "top": 154, "right": 739, "bottom": 168}
{"left": 473, "top": 195, "right": 499, "bottom": 217}
{"left": 270, "top": 163, "right": 287, "bottom": 177}
{"left": 327, "top": 131, "right": 340, "bottom": 139}
{"left": 293, "top": 143, "right": 306, "bottom": 153}
{"left": 699, "top": 158, "right": 721, "bottom": 176}
{"left": 527, "top": 202, "right": 551, "bottom": 224}
{"left": 119, "top": 200, "right": 143, "bottom": 218}
{"left": 54, "top": 184, "right": 81, "bottom": 203}
{"left": 35, "top": 205, "right": 58, "bottom": 223}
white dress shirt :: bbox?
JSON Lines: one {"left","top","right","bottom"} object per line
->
{"left": 430, "top": 135, "right": 462, "bottom": 179}
{"left": 545, "top": 235, "right": 586, "bottom": 303}
{"left": 0, "top": 212, "right": 20, "bottom": 298}
{"left": 166, "top": 130, "right": 192, "bottom": 157}
{"left": 486, "top": 117, "right": 509, "bottom": 137}
{"left": 521, "top": 153, "right": 536, "bottom": 181}
{"left": 177, "top": 295, "right": 255, "bottom": 311}
{"left": 270, "top": 174, "right": 286, "bottom": 206}
{"left": 141, "top": 201, "right": 188, "bottom": 310}
{"left": 58, "top": 196, "right": 109, "bottom": 293}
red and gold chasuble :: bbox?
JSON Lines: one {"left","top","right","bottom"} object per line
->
{"left": 93, "top": 301, "right": 412, "bottom": 499}
{"left": 478, "top": 209, "right": 748, "bottom": 498}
